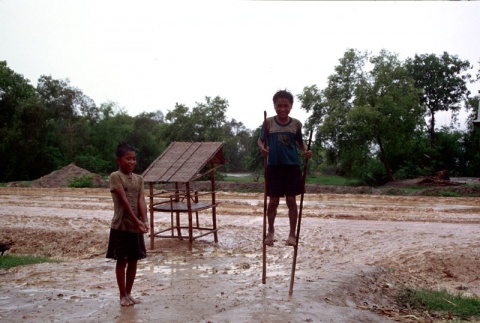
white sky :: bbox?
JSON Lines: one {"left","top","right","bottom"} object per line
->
{"left": 1, "top": 0, "right": 479, "bottom": 130}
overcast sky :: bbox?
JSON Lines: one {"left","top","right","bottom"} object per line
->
{"left": 1, "top": 0, "right": 479, "bottom": 130}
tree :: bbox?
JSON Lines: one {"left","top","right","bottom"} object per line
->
{"left": 190, "top": 96, "right": 229, "bottom": 142}
{"left": 462, "top": 95, "right": 480, "bottom": 176}
{"left": 243, "top": 126, "right": 264, "bottom": 180}
{"left": 405, "top": 52, "right": 472, "bottom": 153}
{"left": 163, "top": 103, "right": 197, "bottom": 142}
{"left": 298, "top": 49, "right": 423, "bottom": 183}
{"left": 87, "top": 102, "right": 135, "bottom": 174}
{"left": 299, "top": 49, "right": 368, "bottom": 175}
{"left": 353, "top": 50, "right": 423, "bottom": 181}
{"left": 222, "top": 119, "right": 251, "bottom": 172}
{"left": 37, "top": 76, "right": 98, "bottom": 165}
{"left": 125, "top": 112, "right": 166, "bottom": 172}
{"left": 162, "top": 96, "right": 255, "bottom": 172}
{"left": 0, "top": 61, "right": 49, "bottom": 181}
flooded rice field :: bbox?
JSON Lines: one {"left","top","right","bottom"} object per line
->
{"left": 1, "top": 187, "right": 480, "bottom": 322}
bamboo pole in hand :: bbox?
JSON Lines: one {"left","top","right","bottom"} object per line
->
{"left": 262, "top": 111, "right": 268, "bottom": 284}
{"left": 289, "top": 129, "right": 313, "bottom": 295}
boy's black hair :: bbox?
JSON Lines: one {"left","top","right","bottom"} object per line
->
{"left": 116, "top": 142, "right": 135, "bottom": 158}
{"left": 272, "top": 89, "right": 294, "bottom": 105}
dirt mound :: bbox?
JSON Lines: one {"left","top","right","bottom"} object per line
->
{"left": 28, "top": 163, "right": 108, "bottom": 188}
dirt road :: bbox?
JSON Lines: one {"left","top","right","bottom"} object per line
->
{"left": 1, "top": 187, "right": 480, "bottom": 322}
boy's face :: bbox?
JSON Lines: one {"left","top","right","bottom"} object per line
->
{"left": 274, "top": 98, "right": 292, "bottom": 119}
{"left": 117, "top": 151, "right": 137, "bottom": 175}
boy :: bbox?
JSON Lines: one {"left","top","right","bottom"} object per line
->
{"left": 106, "top": 142, "right": 149, "bottom": 306}
{"left": 258, "top": 90, "right": 312, "bottom": 247}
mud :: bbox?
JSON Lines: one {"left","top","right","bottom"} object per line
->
{"left": 1, "top": 187, "right": 480, "bottom": 322}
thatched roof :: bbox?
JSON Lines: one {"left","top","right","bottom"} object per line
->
{"left": 142, "top": 142, "right": 225, "bottom": 183}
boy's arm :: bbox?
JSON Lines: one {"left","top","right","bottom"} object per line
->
{"left": 258, "top": 137, "right": 269, "bottom": 157}
{"left": 112, "top": 187, "right": 148, "bottom": 233}
{"left": 297, "top": 141, "right": 313, "bottom": 160}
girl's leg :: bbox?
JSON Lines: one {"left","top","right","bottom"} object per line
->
{"left": 126, "top": 260, "right": 141, "bottom": 304}
{"left": 116, "top": 260, "right": 133, "bottom": 306}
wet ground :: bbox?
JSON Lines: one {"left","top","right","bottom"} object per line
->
{"left": 1, "top": 187, "right": 480, "bottom": 322}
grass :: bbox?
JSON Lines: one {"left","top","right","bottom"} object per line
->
{"left": 222, "top": 173, "right": 361, "bottom": 186}
{"left": 222, "top": 174, "right": 261, "bottom": 183}
{"left": 398, "top": 287, "right": 480, "bottom": 320}
{"left": 0, "top": 254, "right": 59, "bottom": 269}
{"left": 305, "top": 174, "right": 364, "bottom": 186}
{"left": 435, "top": 190, "right": 464, "bottom": 197}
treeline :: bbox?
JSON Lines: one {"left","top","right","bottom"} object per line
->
{"left": 299, "top": 49, "right": 480, "bottom": 185}
{"left": 1, "top": 49, "right": 479, "bottom": 185}
{"left": 0, "top": 60, "right": 254, "bottom": 182}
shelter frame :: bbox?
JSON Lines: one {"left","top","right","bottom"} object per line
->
{"left": 142, "top": 142, "right": 226, "bottom": 249}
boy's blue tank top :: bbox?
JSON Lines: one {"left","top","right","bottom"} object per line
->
{"left": 260, "top": 116, "right": 304, "bottom": 166}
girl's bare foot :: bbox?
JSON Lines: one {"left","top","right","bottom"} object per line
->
{"left": 128, "top": 294, "right": 141, "bottom": 304}
{"left": 120, "top": 296, "right": 134, "bottom": 306}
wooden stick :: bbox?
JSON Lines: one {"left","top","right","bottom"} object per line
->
{"left": 262, "top": 111, "right": 268, "bottom": 284}
{"left": 289, "top": 129, "right": 313, "bottom": 295}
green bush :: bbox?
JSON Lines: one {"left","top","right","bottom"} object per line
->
{"left": 67, "top": 174, "right": 94, "bottom": 188}
{"left": 357, "top": 159, "right": 388, "bottom": 187}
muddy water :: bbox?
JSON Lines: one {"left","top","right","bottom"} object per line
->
{"left": 1, "top": 188, "right": 480, "bottom": 322}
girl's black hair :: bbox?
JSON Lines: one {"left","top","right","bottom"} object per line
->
{"left": 116, "top": 142, "right": 135, "bottom": 158}
{"left": 272, "top": 89, "right": 294, "bottom": 105}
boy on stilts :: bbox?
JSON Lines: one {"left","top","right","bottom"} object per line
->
{"left": 258, "top": 90, "right": 312, "bottom": 247}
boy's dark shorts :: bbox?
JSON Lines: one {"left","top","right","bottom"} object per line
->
{"left": 106, "top": 229, "right": 147, "bottom": 261}
{"left": 267, "top": 165, "right": 303, "bottom": 197}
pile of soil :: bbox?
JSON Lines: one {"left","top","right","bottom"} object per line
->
{"left": 11, "top": 163, "right": 109, "bottom": 188}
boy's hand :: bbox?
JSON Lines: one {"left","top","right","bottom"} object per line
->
{"left": 260, "top": 146, "right": 269, "bottom": 157}
{"left": 304, "top": 150, "right": 313, "bottom": 160}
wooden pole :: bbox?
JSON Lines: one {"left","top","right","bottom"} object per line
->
{"left": 262, "top": 111, "right": 268, "bottom": 284}
{"left": 149, "top": 182, "right": 154, "bottom": 250}
{"left": 211, "top": 162, "right": 218, "bottom": 242}
{"left": 289, "top": 129, "right": 313, "bottom": 295}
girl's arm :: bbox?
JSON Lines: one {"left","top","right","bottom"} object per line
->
{"left": 112, "top": 187, "right": 148, "bottom": 233}
{"left": 138, "top": 187, "right": 149, "bottom": 233}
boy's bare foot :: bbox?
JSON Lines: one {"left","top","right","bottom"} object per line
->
{"left": 286, "top": 235, "right": 296, "bottom": 246}
{"left": 128, "top": 294, "right": 141, "bottom": 304}
{"left": 264, "top": 232, "right": 275, "bottom": 246}
{"left": 120, "top": 296, "right": 134, "bottom": 306}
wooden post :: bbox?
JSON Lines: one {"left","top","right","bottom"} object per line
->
{"left": 262, "top": 111, "right": 268, "bottom": 284}
{"left": 186, "top": 181, "right": 193, "bottom": 242}
{"left": 175, "top": 182, "right": 181, "bottom": 238}
{"left": 149, "top": 182, "right": 154, "bottom": 250}
{"left": 211, "top": 162, "right": 218, "bottom": 242}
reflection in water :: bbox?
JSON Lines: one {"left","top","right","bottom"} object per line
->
{"left": 117, "top": 305, "right": 139, "bottom": 323}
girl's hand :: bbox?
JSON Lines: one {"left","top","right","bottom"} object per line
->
{"left": 137, "top": 220, "right": 148, "bottom": 233}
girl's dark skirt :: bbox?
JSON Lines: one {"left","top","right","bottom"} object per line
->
{"left": 267, "top": 164, "right": 303, "bottom": 197}
{"left": 106, "top": 229, "right": 147, "bottom": 261}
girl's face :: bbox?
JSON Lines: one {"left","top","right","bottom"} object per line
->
{"left": 117, "top": 151, "right": 137, "bottom": 175}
